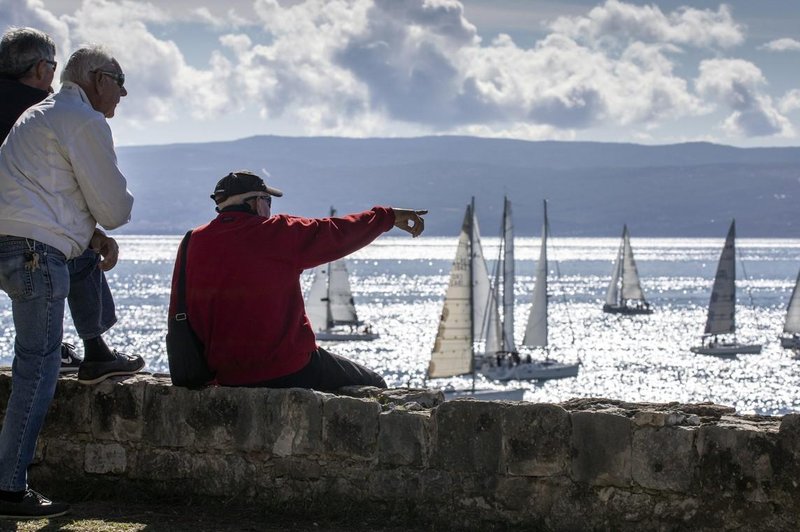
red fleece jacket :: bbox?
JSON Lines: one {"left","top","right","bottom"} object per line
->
{"left": 168, "top": 207, "right": 396, "bottom": 385}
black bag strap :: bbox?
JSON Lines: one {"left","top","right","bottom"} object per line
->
{"left": 174, "top": 230, "right": 193, "bottom": 317}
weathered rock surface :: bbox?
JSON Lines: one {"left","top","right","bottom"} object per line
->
{"left": 1, "top": 371, "right": 798, "bottom": 531}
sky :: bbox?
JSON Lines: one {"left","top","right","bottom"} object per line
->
{"left": 2, "top": 0, "right": 799, "bottom": 147}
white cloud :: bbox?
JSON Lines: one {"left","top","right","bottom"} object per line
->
{"left": 548, "top": 0, "right": 744, "bottom": 49}
{"left": 0, "top": 0, "right": 73, "bottom": 63}
{"left": 759, "top": 38, "right": 800, "bottom": 52}
{"left": 696, "top": 59, "right": 793, "bottom": 137}
{"left": 3, "top": 0, "right": 792, "bottom": 144}
{"left": 781, "top": 89, "right": 800, "bottom": 114}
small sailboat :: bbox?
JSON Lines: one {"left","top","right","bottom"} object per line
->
{"left": 427, "top": 198, "right": 524, "bottom": 401}
{"left": 305, "top": 209, "right": 379, "bottom": 342}
{"left": 779, "top": 268, "right": 800, "bottom": 352}
{"left": 603, "top": 225, "right": 653, "bottom": 315}
{"left": 690, "top": 220, "right": 762, "bottom": 356}
{"left": 479, "top": 199, "right": 580, "bottom": 381}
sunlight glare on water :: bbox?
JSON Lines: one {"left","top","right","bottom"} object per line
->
{"left": 1, "top": 235, "right": 799, "bottom": 416}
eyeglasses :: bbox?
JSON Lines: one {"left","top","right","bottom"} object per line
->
{"left": 244, "top": 195, "right": 272, "bottom": 206}
{"left": 92, "top": 69, "right": 125, "bottom": 88}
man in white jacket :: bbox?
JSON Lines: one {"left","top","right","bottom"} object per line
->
{"left": 0, "top": 44, "right": 141, "bottom": 519}
{"left": 0, "top": 27, "right": 129, "bottom": 375}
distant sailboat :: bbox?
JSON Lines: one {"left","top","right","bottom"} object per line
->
{"left": 305, "top": 208, "right": 379, "bottom": 342}
{"left": 779, "top": 268, "right": 800, "bottom": 352}
{"left": 479, "top": 199, "right": 580, "bottom": 381}
{"left": 690, "top": 220, "right": 762, "bottom": 356}
{"left": 427, "top": 198, "right": 524, "bottom": 401}
{"left": 603, "top": 225, "right": 653, "bottom": 315}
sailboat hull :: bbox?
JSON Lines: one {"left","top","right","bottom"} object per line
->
{"left": 479, "top": 359, "right": 580, "bottom": 381}
{"left": 780, "top": 335, "right": 800, "bottom": 349}
{"left": 602, "top": 303, "right": 653, "bottom": 315}
{"left": 315, "top": 330, "right": 379, "bottom": 342}
{"left": 690, "top": 343, "right": 762, "bottom": 356}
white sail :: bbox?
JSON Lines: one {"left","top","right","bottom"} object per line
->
{"left": 502, "top": 197, "right": 516, "bottom": 352}
{"left": 429, "top": 206, "right": 474, "bottom": 378}
{"left": 621, "top": 226, "right": 646, "bottom": 300}
{"left": 605, "top": 239, "right": 623, "bottom": 306}
{"left": 704, "top": 220, "right": 736, "bottom": 336}
{"left": 783, "top": 269, "right": 800, "bottom": 335}
{"left": 328, "top": 259, "right": 359, "bottom": 325}
{"left": 306, "top": 265, "right": 331, "bottom": 332}
{"left": 522, "top": 201, "right": 548, "bottom": 348}
{"left": 471, "top": 214, "right": 496, "bottom": 347}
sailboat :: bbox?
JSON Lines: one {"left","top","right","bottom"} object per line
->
{"left": 479, "top": 199, "right": 580, "bottom": 381}
{"left": 690, "top": 220, "right": 762, "bottom": 356}
{"left": 427, "top": 198, "right": 524, "bottom": 401}
{"left": 603, "top": 225, "right": 653, "bottom": 315}
{"left": 779, "top": 268, "right": 800, "bottom": 352}
{"left": 305, "top": 209, "right": 379, "bottom": 342}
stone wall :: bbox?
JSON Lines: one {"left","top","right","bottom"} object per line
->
{"left": 1, "top": 370, "right": 798, "bottom": 530}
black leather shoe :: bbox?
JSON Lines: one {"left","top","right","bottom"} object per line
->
{"left": 0, "top": 489, "right": 70, "bottom": 519}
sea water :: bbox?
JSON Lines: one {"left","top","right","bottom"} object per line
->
{"left": 1, "top": 235, "right": 799, "bottom": 416}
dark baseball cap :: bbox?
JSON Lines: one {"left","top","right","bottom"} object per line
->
{"left": 210, "top": 170, "right": 284, "bottom": 204}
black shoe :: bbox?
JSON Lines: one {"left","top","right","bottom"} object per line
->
{"left": 77, "top": 350, "right": 145, "bottom": 385}
{"left": 0, "top": 489, "right": 70, "bottom": 519}
{"left": 59, "top": 342, "right": 82, "bottom": 374}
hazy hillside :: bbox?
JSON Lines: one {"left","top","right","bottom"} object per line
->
{"left": 116, "top": 135, "right": 800, "bottom": 237}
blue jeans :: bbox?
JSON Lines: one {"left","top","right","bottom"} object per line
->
{"left": 0, "top": 237, "right": 68, "bottom": 491}
{"left": 67, "top": 248, "right": 116, "bottom": 339}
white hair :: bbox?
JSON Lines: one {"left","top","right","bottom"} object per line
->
{"left": 60, "top": 44, "right": 115, "bottom": 86}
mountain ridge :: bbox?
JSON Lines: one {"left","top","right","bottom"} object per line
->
{"left": 116, "top": 135, "right": 800, "bottom": 237}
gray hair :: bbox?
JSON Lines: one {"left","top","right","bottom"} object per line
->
{"left": 0, "top": 27, "right": 56, "bottom": 79}
{"left": 61, "top": 44, "right": 115, "bottom": 86}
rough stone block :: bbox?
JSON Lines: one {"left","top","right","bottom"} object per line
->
{"left": 85, "top": 442, "right": 127, "bottom": 474}
{"left": 41, "top": 437, "right": 85, "bottom": 476}
{"left": 42, "top": 378, "right": 92, "bottom": 436}
{"left": 378, "top": 410, "right": 431, "bottom": 466}
{"left": 571, "top": 410, "right": 632, "bottom": 487}
{"left": 91, "top": 378, "right": 146, "bottom": 441}
{"left": 501, "top": 403, "right": 571, "bottom": 477}
{"left": 367, "top": 469, "right": 421, "bottom": 500}
{"left": 322, "top": 395, "right": 381, "bottom": 458}
{"left": 186, "top": 385, "right": 270, "bottom": 451}
{"left": 779, "top": 413, "right": 800, "bottom": 460}
{"left": 696, "top": 422, "right": 777, "bottom": 495}
{"left": 142, "top": 385, "right": 201, "bottom": 447}
{"left": 430, "top": 400, "right": 506, "bottom": 473}
{"left": 129, "top": 448, "right": 191, "bottom": 480}
{"left": 266, "top": 388, "right": 323, "bottom": 456}
{"left": 632, "top": 426, "right": 697, "bottom": 491}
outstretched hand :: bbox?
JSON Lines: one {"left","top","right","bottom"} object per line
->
{"left": 90, "top": 229, "right": 120, "bottom": 271}
{"left": 393, "top": 209, "right": 428, "bottom": 238}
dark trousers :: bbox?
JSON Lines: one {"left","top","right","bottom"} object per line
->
{"left": 254, "top": 347, "right": 386, "bottom": 391}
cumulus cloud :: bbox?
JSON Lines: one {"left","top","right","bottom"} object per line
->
{"left": 0, "top": 0, "right": 72, "bottom": 63}
{"left": 696, "top": 59, "right": 792, "bottom": 137}
{"left": 781, "top": 89, "right": 800, "bottom": 114}
{"left": 2, "top": 0, "right": 792, "bottom": 142}
{"left": 548, "top": 0, "right": 744, "bottom": 49}
{"left": 759, "top": 38, "right": 800, "bottom": 52}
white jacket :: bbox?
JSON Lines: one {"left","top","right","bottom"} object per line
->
{"left": 0, "top": 82, "right": 134, "bottom": 259}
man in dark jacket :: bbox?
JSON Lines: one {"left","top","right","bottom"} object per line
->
{"left": 0, "top": 27, "right": 134, "bottom": 377}
{"left": 169, "top": 170, "right": 425, "bottom": 390}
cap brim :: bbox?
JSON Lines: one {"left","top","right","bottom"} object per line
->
{"left": 266, "top": 185, "right": 283, "bottom": 197}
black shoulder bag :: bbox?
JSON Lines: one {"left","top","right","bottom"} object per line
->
{"left": 166, "top": 230, "right": 215, "bottom": 387}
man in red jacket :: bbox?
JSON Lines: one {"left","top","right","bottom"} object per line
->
{"left": 170, "top": 170, "right": 425, "bottom": 390}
